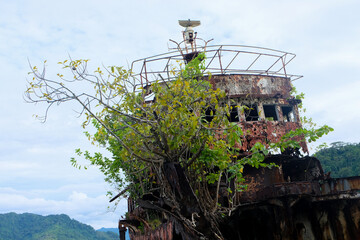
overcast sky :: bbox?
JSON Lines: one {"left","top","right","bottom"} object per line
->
{"left": 1, "top": 0, "right": 359, "bottom": 229}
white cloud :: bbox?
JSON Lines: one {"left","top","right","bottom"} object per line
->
{"left": 306, "top": 81, "right": 360, "bottom": 121}
{"left": 303, "top": 79, "right": 360, "bottom": 145}
{"left": 0, "top": 188, "right": 127, "bottom": 229}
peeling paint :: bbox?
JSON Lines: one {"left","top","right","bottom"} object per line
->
{"left": 209, "top": 74, "right": 292, "bottom": 99}
{"left": 236, "top": 121, "right": 308, "bottom": 153}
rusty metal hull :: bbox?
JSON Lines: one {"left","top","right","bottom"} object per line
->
{"left": 222, "top": 198, "right": 360, "bottom": 240}
{"left": 122, "top": 154, "right": 360, "bottom": 240}
{"left": 227, "top": 154, "right": 360, "bottom": 240}
{"left": 126, "top": 197, "right": 360, "bottom": 240}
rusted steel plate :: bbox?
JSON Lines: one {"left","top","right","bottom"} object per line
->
{"left": 238, "top": 182, "right": 321, "bottom": 203}
{"left": 210, "top": 74, "right": 292, "bottom": 99}
{"left": 129, "top": 221, "right": 173, "bottom": 240}
{"left": 235, "top": 121, "right": 308, "bottom": 153}
{"left": 321, "top": 177, "right": 360, "bottom": 195}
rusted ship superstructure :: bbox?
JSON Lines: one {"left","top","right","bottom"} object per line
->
{"left": 118, "top": 21, "right": 360, "bottom": 240}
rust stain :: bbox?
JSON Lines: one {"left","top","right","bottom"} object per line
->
{"left": 209, "top": 74, "right": 292, "bottom": 99}
{"left": 320, "top": 177, "right": 360, "bottom": 195}
{"left": 236, "top": 121, "right": 308, "bottom": 153}
{"left": 237, "top": 156, "right": 360, "bottom": 205}
{"left": 129, "top": 222, "right": 173, "bottom": 240}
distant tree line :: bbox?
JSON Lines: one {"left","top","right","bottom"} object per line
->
{"left": 0, "top": 212, "right": 118, "bottom": 240}
{"left": 314, "top": 142, "right": 360, "bottom": 178}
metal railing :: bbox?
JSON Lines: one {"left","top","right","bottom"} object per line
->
{"left": 130, "top": 45, "right": 303, "bottom": 86}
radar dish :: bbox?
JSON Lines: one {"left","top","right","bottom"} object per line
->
{"left": 178, "top": 19, "right": 201, "bottom": 28}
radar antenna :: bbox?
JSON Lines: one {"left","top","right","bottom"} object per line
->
{"left": 178, "top": 19, "right": 200, "bottom": 52}
{"left": 168, "top": 20, "right": 212, "bottom": 63}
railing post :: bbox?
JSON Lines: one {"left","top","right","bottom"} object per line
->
{"left": 218, "top": 47, "right": 223, "bottom": 74}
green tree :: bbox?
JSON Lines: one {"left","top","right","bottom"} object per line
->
{"left": 0, "top": 213, "right": 118, "bottom": 240}
{"left": 26, "top": 53, "right": 332, "bottom": 239}
{"left": 314, "top": 142, "right": 360, "bottom": 178}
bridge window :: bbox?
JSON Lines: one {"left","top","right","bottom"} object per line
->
{"left": 263, "top": 105, "right": 278, "bottom": 121}
{"left": 281, "top": 106, "right": 295, "bottom": 122}
{"left": 229, "top": 105, "right": 239, "bottom": 122}
{"left": 245, "top": 104, "right": 259, "bottom": 121}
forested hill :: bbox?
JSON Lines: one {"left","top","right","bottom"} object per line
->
{"left": 314, "top": 142, "right": 360, "bottom": 178}
{"left": 0, "top": 212, "right": 118, "bottom": 240}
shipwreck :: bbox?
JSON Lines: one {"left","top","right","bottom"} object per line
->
{"left": 116, "top": 20, "right": 360, "bottom": 240}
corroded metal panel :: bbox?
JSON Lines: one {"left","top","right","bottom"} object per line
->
{"left": 237, "top": 156, "right": 360, "bottom": 205}
{"left": 129, "top": 221, "right": 173, "bottom": 240}
{"left": 320, "top": 177, "right": 360, "bottom": 195}
{"left": 235, "top": 121, "right": 308, "bottom": 153}
{"left": 210, "top": 74, "right": 292, "bottom": 99}
{"left": 222, "top": 198, "right": 360, "bottom": 240}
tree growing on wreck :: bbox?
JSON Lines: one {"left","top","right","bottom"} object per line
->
{"left": 25, "top": 53, "right": 333, "bottom": 239}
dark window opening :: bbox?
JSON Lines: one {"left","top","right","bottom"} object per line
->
{"left": 263, "top": 105, "right": 278, "bottom": 121}
{"left": 245, "top": 104, "right": 259, "bottom": 121}
{"left": 281, "top": 106, "right": 295, "bottom": 122}
{"left": 204, "top": 107, "right": 215, "bottom": 123}
{"left": 228, "top": 105, "right": 239, "bottom": 122}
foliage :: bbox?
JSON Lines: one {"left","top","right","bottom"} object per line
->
{"left": 0, "top": 212, "right": 118, "bottom": 240}
{"left": 314, "top": 142, "right": 360, "bottom": 178}
{"left": 25, "top": 53, "right": 333, "bottom": 239}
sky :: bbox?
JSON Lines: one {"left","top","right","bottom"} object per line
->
{"left": 1, "top": 0, "right": 360, "bottom": 229}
